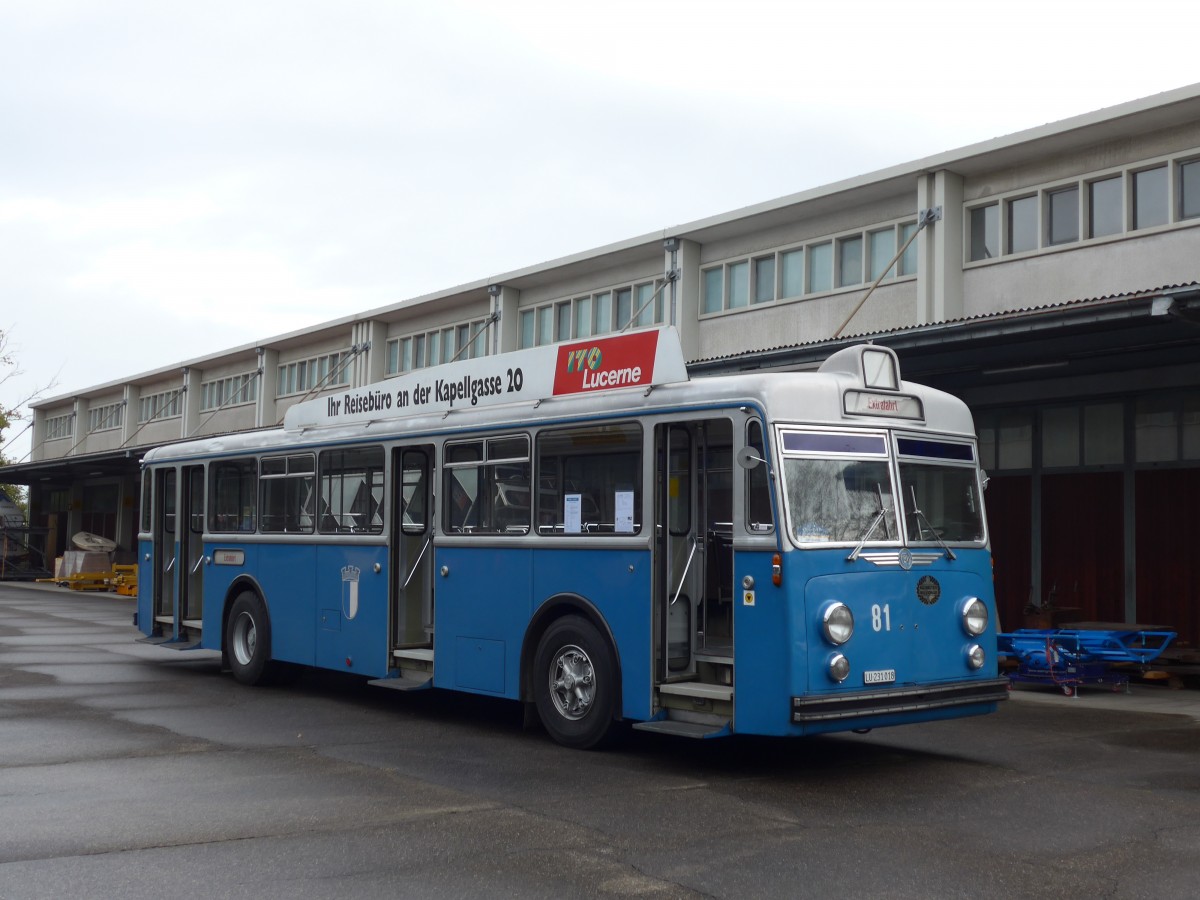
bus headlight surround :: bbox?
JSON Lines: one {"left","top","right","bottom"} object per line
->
{"left": 828, "top": 653, "right": 850, "bottom": 683}
{"left": 961, "top": 597, "right": 988, "bottom": 637}
{"left": 966, "top": 644, "right": 985, "bottom": 670}
{"left": 822, "top": 602, "right": 854, "bottom": 646}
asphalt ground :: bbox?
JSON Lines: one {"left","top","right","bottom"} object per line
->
{"left": 2, "top": 582, "right": 1198, "bottom": 899}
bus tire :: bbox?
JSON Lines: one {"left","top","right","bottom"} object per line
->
{"left": 226, "top": 590, "right": 273, "bottom": 686}
{"left": 533, "top": 615, "right": 617, "bottom": 750}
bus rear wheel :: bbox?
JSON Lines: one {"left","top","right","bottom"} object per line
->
{"left": 533, "top": 615, "right": 617, "bottom": 749}
{"left": 226, "top": 591, "right": 273, "bottom": 686}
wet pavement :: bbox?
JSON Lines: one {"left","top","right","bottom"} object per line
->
{"left": 2, "top": 582, "right": 1198, "bottom": 899}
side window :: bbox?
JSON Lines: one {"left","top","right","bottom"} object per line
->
{"left": 443, "top": 436, "right": 531, "bottom": 534}
{"left": 745, "top": 420, "right": 774, "bottom": 533}
{"left": 319, "top": 446, "right": 385, "bottom": 534}
{"left": 140, "top": 469, "right": 152, "bottom": 533}
{"left": 536, "top": 423, "right": 642, "bottom": 535}
{"left": 209, "top": 458, "right": 257, "bottom": 533}
{"left": 260, "top": 454, "right": 315, "bottom": 534}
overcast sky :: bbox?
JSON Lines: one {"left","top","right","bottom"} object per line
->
{"left": 2, "top": 0, "right": 1197, "bottom": 462}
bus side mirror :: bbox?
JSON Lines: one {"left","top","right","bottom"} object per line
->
{"left": 736, "top": 447, "right": 765, "bottom": 470}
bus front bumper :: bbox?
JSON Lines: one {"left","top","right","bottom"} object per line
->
{"left": 791, "top": 677, "right": 1010, "bottom": 723}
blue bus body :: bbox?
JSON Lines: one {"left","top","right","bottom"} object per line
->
{"left": 136, "top": 335, "right": 1006, "bottom": 746}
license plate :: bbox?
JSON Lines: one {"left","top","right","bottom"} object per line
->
{"left": 863, "top": 668, "right": 896, "bottom": 685}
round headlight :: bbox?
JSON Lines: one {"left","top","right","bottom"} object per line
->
{"left": 822, "top": 602, "right": 854, "bottom": 645}
{"left": 966, "top": 644, "right": 985, "bottom": 670}
{"left": 962, "top": 597, "right": 988, "bottom": 637}
{"left": 828, "top": 653, "right": 850, "bottom": 683}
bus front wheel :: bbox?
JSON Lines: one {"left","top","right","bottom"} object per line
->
{"left": 226, "top": 591, "right": 273, "bottom": 686}
{"left": 533, "top": 615, "right": 617, "bottom": 749}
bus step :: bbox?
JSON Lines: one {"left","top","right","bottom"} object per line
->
{"left": 369, "top": 673, "right": 433, "bottom": 692}
{"left": 632, "top": 718, "right": 731, "bottom": 739}
{"left": 136, "top": 635, "right": 201, "bottom": 651}
{"left": 392, "top": 647, "right": 434, "bottom": 662}
{"left": 657, "top": 681, "right": 733, "bottom": 702}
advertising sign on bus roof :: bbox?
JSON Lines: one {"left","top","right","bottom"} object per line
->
{"left": 283, "top": 327, "right": 689, "bottom": 431}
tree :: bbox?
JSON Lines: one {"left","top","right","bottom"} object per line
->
{"left": 1, "top": 327, "right": 56, "bottom": 513}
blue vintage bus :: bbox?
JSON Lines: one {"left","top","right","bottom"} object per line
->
{"left": 137, "top": 329, "right": 1006, "bottom": 748}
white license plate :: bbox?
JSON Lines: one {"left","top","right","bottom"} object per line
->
{"left": 863, "top": 669, "right": 896, "bottom": 685}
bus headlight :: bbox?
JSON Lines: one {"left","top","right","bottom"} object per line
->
{"left": 822, "top": 602, "right": 854, "bottom": 646}
{"left": 828, "top": 653, "right": 850, "bottom": 683}
{"left": 966, "top": 644, "right": 985, "bottom": 670}
{"left": 961, "top": 597, "right": 988, "bottom": 637}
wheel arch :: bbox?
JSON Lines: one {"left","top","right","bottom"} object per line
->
{"left": 521, "top": 593, "right": 623, "bottom": 720}
{"left": 220, "top": 575, "right": 267, "bottom": 659}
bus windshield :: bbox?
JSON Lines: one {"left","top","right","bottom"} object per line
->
{"left": 784, "top": 457, "right": 897, "bottom": 544}
{"left": 898, "top": 461, "right": 985, "bottom": 543}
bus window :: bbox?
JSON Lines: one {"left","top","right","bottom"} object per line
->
{"left": 745, "top": 420, "right": 773, "bottom": 533}
{"left": 781, "top": 431, "right": 895, "bottom": 544}
{"left": 209, "top": 458, "right": 257, "bottom": 533}
{"left": 140, "top": 469, "right": 152, "bottom": 534}
{"left": 896, "top": 438, "right": 984, "bottom": 543}
{"left": 536, "top": 423, "right": 641, "bottom": 534}
{"left": 260, "top": 454, "right": 315, "bottom": 534}
{"left": 319, "top": 446, "right": 384, "bottom": 534}
{"left": 443, "top": 435, "right": 531, "bottom": 534}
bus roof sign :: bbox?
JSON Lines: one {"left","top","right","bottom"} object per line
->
{"left": 284, "top": 326, "right": 689, "bottom": 431}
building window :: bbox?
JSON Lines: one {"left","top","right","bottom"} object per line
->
{"left": 200, "top": 372, "right": 258, "bottom": 411}
{"left": 1181, "top": 159, "right": 1200, "bottom": 220}
{"left": 277, "top": 350, "right": 351, "bottom": 397}
{"left": 969, "top": 204, "right": 999, "bottom": 261}
{"left": 1135, "top": 396, "right": 1178, "bottom": 462}
{"left": 519, "top": 280, "right": 667, "bottom": 348}
{"left": 837, "top": 235, "right": 863, "bottom": 288}
{"left": 86, "top": 402, "right": 124, "bottom": 433}
{"left": 702, "top": 267, "right": 723, "bottom": 314}
{"left": 868, "top": 228, "right": 896, "bottom": 281}
{"left": 138, "top": 390, "right": 181, "bottom": 423}
{"left": 1133, "top": 165, "right": 1168, "bottom": 229}
{"left": 807, "top": 241, "right": 832, "bottom": 293}
{"left": 1008, "top": 195, "right": 1038, "bottom": 254}
{"left": 898, "top": 222, "right": 918, "bottom": 276}
{"left": 726, "top": 260, "right": 749, "bottom": 308}
{"left": 1088, "top": 176, "right": 1123, "bottom": 238}
{"left": 1083, "top": 403, "right": 1123, "bottom": 466}
{"left": 44, "top": 413, "right": 74, "bottom": 441}
{"left": 1042, "top": 407, "right": 1080, "bottom": 468}
{"left": 1048, "top": 186, "right": 1079, "bottom": 245}
{"left": 780, "top": 248, "right": 803, "bottom": 298}
{"left": 753, "top": 256, "right": 775, "bottom": 304}
{"left": 387, "top": 319, "right": 489, "bottom": 373}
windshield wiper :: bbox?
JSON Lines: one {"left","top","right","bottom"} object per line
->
{"left": 907, "top": 485, "right": 956, "bottom": 561}
{"left": 847, "top": 484, "right": 891, "bottom": 562}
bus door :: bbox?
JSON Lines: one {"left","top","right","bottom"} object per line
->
{"left": 389, "top": 445, "right": 435, "bottom": 676}
{"left": 654, "top": 418, "right": 736, "bottom": 684}
{"left": 179, "top": 465, "right": 205, "bottom": 632}
{"left": 151, "top": 467, "right": 177, "bottom": 633}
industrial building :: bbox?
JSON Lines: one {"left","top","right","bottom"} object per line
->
{"left": 8, "top": 84, "right": 1200, "bottom": 646}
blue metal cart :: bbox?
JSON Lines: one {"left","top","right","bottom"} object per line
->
{"left": 997, "top": 625, "right": 1175, "bottom": 696}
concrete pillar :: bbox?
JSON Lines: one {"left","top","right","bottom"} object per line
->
{"left": 256, "top": 347, "right": 279, "bottom": 428}
{"left": 181, "top": 368, "right": 201, "bottom": 439}
{"left": 916, "top": 170, "right": 964, "bottom": 324}
{"left": 493, "top": 285, "right": 521, "bottom": 355}
{"left": 71, "top": 398, "right": 88, "bottom": 456}
{"left": 668, "top": 238, "right": 701, "bottom": 362}
{"left": 122, "top": 385, "right": 139, "bottom": 447}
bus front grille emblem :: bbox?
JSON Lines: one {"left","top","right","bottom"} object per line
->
{"left": 916, "top": 575, "right": 941, "bottom": 606}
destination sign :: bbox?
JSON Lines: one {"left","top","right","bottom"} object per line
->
{"left": 283, "top": 327, "right": 689, "bottom": 431}
{"left": 843, "top": 390, "right": 924, "bottom": 421}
